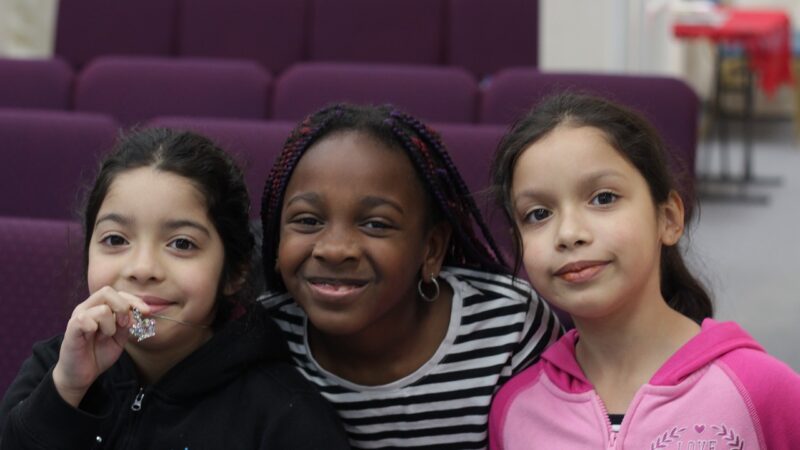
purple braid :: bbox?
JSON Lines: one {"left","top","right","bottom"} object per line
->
{"left": 390, "top": 111, "right": 507, "bottom": 267}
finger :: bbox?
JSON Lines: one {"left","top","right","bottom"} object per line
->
{"left": 82, "top": 304, "right": 118, "bottom": 337}
{"left": 117, "top": 291, "right": 151, "bottom": 315}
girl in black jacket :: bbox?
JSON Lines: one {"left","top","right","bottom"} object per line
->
{"left": 0, "top": 129, "right": 350, "bottom": 450}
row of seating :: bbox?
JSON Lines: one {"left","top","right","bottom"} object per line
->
{"left": 1, "top": 58, "right": 698, "bottom": 168}
{"left": 54, "top": 0, "right": 539, "bottom": 76}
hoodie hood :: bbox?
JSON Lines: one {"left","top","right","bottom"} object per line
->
{"left": 540, "top": 318, "right": 765, "bottom": 392}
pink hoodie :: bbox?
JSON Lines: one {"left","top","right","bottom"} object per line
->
{"left": 489, "top": 319, "right": 800, "bottom": 449}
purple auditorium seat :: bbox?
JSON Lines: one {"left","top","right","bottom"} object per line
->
{"left": 480, "top": 69, "right": 700, "bottom": 199}
{"left": 147, "top": 117, "right": 295, "bottom": 214}
{"left": 273, "top": 63, "right": 478, "bottom": 123}
{"left": 75, "top": 57, "right": 272, "bottom": 126}
{"left": 0, "top": 216, "right": 83, "bottom": 396}
{"left": 447, "top": 0, "right": 539, "bottom": 78}
{"left": 178, "top": 0, "right": 308, "bottom": 73}
{"left": 55, "top": 0, "right": 179, "bottom": 68}
{"left": 0, "top": 57, "right": 73, "bottom": 110}
{"left": 309, "top": 0, "right": 445, "bottom": 65}
{"left": 0, "top": 109, "right": 118, "bottom": 219}
{"left": 433, "top": 123, "right": 513, "bottom": 263}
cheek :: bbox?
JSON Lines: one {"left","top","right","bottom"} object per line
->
{"left": 86, "top": 249, "right": 113, "bottom": 294}
{"left": 519, "top": 231, "right": 549, "bottom": 281}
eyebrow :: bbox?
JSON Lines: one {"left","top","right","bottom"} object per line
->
{"left": 360, "top": 195, "right": 404, "bottom": 214}
{"left": 285, "top": 192, "right": 404, "bottom": 214}
{"left": 513, "top": 169, "right": 627, "bottom": 202}
{"left": 95, "top": 213, "right": 211, "bottom": 237}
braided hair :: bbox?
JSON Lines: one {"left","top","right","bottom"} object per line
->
{"left": 261, "top": 103, "right": 508, "bottom": 291}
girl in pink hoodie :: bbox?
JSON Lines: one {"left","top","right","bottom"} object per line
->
{"left": 488, "top": 92, "right": 800, "bottom": 449}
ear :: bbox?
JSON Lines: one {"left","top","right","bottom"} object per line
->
{"left": 659, "top": 190, "right": 685, "bottom": 247}
{"left": 420, "top": 221, "right": 453, "bottom": 280}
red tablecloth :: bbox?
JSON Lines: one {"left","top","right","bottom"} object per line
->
{"left": 674, "top": 8, "right": 793, "bottom": 95}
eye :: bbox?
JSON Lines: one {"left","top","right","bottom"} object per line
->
{"left": 362, "top": 220, "right": 391, "bottom": 230}
{"left": 169, "top": 238, "right": 197, "bottom": 251}
{"left": 591, "top": 191, "right": 619, "bottom": 206}
{"left": 523, "top": 208, "right": 552, "bottom": 224}
{"left": 100, "top": 234, "right": 128, "bottom": 246}
{"left": 288, "top": 215, "right": 323, "bottom": 232}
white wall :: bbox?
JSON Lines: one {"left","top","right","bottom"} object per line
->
{"left": 0, "top": 0, "right": 58, "bottom": 58}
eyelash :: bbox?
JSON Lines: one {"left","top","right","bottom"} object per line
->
{"left": 591, "top": 191, "right": 619, "bottom": 206}
{"left": 521, "top": 191, "right": 620, "bottom": 224}
{"left": 100, "top": 234, "right": 128, "bottom": 246}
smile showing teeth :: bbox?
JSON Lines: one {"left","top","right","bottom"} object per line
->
{"left": 308, "top": 278, "right": 367, "bottom": 299}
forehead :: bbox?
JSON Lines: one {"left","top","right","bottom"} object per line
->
{"left": 513, "top": 125, "right": 634, "bottom": 182}
{"left": 285, "top": 131, "right": 426, "bottom": 200}
{"left": 100, "top": 167, "right": 209, "bottom": 219}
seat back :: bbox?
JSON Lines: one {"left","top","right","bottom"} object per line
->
{"left": 273, "top": 63, "right": 478, "bottom": 123}
{"left": 177, "top": 0, "right": 308, "bottom": 73}
{"left": 447, "top": 0, "right": 539, "bottom": 77}
{"left": 309, "top": 0, "right": 445, "bottom": 65}
{"left": 55, "top": 0, "right": 179, "bottom": 67}
{"left": 0, "top": 217, "right": 83, "bottom": 396}
{"left": 0, "top": 58, "right": 73, "bottom": 110}
{"left": 0, "top": 109, "right": 118, "bottom": 219}
{"left": 75, "top": 57, "right": 272, "bottom": 126}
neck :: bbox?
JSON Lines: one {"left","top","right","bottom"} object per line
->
{"left": 126, "top": 328, "right": 213, "bottom": 385}
{"left": 309, "top": 282, "right": 453, "bottom": 386}
{"left": 572, "top": 292, "right": 700, "bottom": 413}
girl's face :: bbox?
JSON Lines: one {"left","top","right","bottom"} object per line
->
{"left": 277, "top": 131, "right": 446, "bottom": 337}
{"left": 510, "top": 126, "right": 682, "bottom": 321}
{"left": 88, "top": 167, "right": 225, "bottom": 349}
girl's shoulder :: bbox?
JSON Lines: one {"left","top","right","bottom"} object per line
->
{"left": 442, "top": 266, "right": 538, "bottom": 304}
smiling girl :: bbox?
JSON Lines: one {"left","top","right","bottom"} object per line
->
{"left": 487, "top": 92, "right": 800, "bottom": 449}
{"left": 0, "top": 129, "right": 349, "bottom": 449}
{"left": 259, "top": 104, "right": 561, "bottom": 449}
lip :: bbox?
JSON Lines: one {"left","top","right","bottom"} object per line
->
{"left": 305, "top": 277, "right": 369, "bottom": 303}
{"left": 137, "top": 295, "right": 175, "bottom": 314}
{"left": 553, "top": 261, "right": 609, "bottom": 283}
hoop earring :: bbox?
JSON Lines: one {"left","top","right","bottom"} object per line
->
{"left": 417, "top": 273, "right": 440, "bottom": 303}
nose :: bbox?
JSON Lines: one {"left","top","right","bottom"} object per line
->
{"left": 122, "top": 244, "right": 165, "bottom": 283}
{"left": 555, "top": 207, "right": 592, "bottom": 251}
{"left": 311, "top": 225, "right": 360, "bottom": 264}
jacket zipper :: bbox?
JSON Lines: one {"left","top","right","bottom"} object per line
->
{"left": 131, "top": 387, "right": 145, "bottom": 411}
{"left": 595, "top": 394, "right": 618, "bottom": 449}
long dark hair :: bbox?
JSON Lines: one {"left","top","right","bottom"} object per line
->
{"left": 261, "top": 103, "right": 508, "bottom": 291}
{"left": 83, "top": 128, "right": 254, "bottom": 327}
{"left": 490, "top": 92, "right": 712, "bottom": 323}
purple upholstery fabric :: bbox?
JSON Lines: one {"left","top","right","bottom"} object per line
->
{"left": 447, "top": 0, "right": 539, "bottom": 77}
{"left": 273, "top": 63, "right": 478, "bottom": 122}
{"left": 309, "top": 0, "right": 445, "bottom": 65}
{"left": 177, "top": 0, "right": 308, "bottom": 73}
{"left": 0, "top": 109, "right": 118, "bottom": 219}
{"left": 0, "top": 58, "right": 73, "bottom": 110}
{"left": 433, "top": 123, "right": 512, "bottom": 263}
{"left": 146, "top": 116, "right": 294, "bottom": 215}
{"left": 0, "top": 216, "right": 83, "bottom": 396}
{"left": 54, "top": 0, "right": 179, "bottom": 67}
{"left": 480, "top": 69, "right": 700, "bottom": 198}
{"left": 75, "top": 57, "right": 271, "bottom": 126}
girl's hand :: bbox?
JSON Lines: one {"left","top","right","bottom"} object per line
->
{"left": 52, "top": 287, "right": 150, "bottom": 407}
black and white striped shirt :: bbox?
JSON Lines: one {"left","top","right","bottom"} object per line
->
{"left": 260, "top": 266, "right": 562, "bottom": 449}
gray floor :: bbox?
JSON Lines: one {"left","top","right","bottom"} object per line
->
{"left": 686, "top": 121, "right": 800, "bottom": 371}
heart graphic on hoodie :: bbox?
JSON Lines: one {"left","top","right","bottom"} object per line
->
{"left": 694, "top": 424, "right": 705, "bottom": 434}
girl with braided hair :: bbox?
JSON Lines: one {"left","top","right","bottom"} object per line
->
{"left": 259, "top": 103, "right": 562, "bottom": 449}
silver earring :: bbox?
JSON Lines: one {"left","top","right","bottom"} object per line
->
{"left": 417, "top": 273, "right": 440, "bottom": 303}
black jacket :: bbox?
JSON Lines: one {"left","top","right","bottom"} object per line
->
{"left": 0, "top": 308, "right": 350, "bottom": 449}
